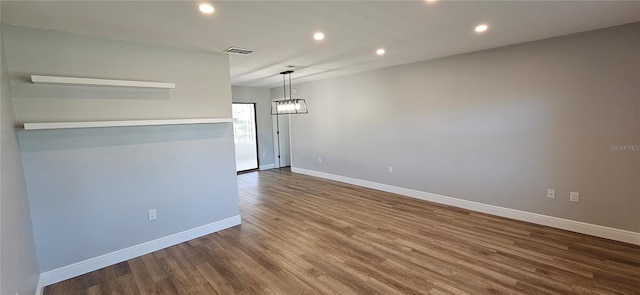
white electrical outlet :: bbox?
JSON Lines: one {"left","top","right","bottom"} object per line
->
{"left": 388, "top": 166, "right": 393, "bottom": 174}
{"left": 318, "top": 157, "right": 322, "bottom": 163}
{"left": 570, "top": 192, "right": 580, "bottom": 203}
{"left": 148, "top": 209, "right": 157, "bottom": 220}
{"left": 547, "top": 189, "right": 555, "bottom": 199}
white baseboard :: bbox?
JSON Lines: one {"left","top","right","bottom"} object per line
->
{"left": 35, "top": 275, "right": 44, "bottom": 295}
{"left": 292, "top": 167, "right": 640, "bottom": 246}
{"left": 38, "top": 215, "right": 241, "bottom": 289}
{"left": 260, "top": 164, "right": 275, "bottom": 170}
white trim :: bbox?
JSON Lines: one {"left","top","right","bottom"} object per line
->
{"left": 21, "top": 118, "right": 233, "bottom": 130}
{"left": 292, "top": 167, "right": 640, "bottom": 246}
{"left": 31, "top": 75, "right": 175, "bottom": 89}
{"left": 259, "top": 164, "right": 275, "bottom": 170}
{"left": 35, "top": 276, "right": 44, "bottom": 295}
{"left": 38, "top": 215, "right": 241, "bottom": 287}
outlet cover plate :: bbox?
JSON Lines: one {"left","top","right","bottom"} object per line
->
{"left": 547, "top": 189, "right": 555, "bottom": 199}
{"left": 148, "top": 209, "right": 157, "bottom": 220}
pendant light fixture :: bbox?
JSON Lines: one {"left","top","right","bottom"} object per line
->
{"left": 271, "top": 70, "right": 308, "bottom": 115}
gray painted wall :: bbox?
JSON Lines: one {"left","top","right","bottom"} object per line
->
{"left": 3, "top": 24, "right": 232, "bottom": 123}
{"left": 286, "top": 23, "right": 640, "bottom": 232}
{"left": 232, "top": 86, "right": 275, "bottom": 168}
{"left": 3, "top": 25, "right": 239, "bottom": 272}
{"left": 19, "top": 124, "right": 238, "bottom": 272}
{"left": 0, "top": 23, "right": 40, "bottom": 295}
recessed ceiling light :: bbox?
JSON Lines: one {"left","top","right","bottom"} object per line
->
{"left": 313, "top": 32, "right": 325, "bottom": 41}
{"left": 475, "top": 24, "right": 488, "bottom": 33}
{"left": 376, "top": 48, "right": 386, "bottom": 55}
{"left": 199, "top": 3, "right": 214, "bottom": 14}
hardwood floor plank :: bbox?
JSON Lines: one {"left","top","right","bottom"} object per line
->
{"left": 86, "top": 284, "right": 102, "bottom": 295}
{"left": 44, "top": 168, "right": 640, "bottom": 294}
{"left": 194, "top": 262, "right": 232, "bottom": 295}
{"left": 128, "top": 257, "right": 158, "bottom": 295}
{"left": 114, "top": 273, "right": 141, "bottom": 295}
{"left": 154, "top": 278, "right": 180, "bottom": 295}
{"left": 140, "top": 253, "right": 167, "bottom": 283}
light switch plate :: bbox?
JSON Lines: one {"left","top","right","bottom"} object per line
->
{"left": 570, "top": 192, "right": 580, "bottom": 203}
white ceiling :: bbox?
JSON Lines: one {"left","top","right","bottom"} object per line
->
{"left": 2, "top": 1, "right": 639, "bottom": 88}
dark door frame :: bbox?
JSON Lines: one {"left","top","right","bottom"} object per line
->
{"left": 232, "top": 102, "right": 260, "bottom": 173}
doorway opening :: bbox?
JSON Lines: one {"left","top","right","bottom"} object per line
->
{"left": 273, "top": 114, "right": 291, "bottom": 168}
{"left": 232, "top": 103, "right": 259, "bottom": 172}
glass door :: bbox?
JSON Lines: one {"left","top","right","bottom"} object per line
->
{"left": 232, "top": 103, "right": 259, "bottom": 172}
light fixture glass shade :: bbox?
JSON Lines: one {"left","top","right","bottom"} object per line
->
{"left": 271, "top": 98, "right": 308, "bottom": 115}
{"left": 271, "top": 70, "right": 308, "bottom": 116}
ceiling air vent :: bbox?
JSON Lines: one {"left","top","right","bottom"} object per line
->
{"left": 224, "top": 47, "right": 253, "bottom": 55}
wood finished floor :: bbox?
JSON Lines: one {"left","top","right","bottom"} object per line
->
{"left": 45, "top": 168, "right": 640, "bottom": 295}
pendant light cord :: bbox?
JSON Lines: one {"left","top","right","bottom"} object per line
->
{"left": 276, "top": 70, "right": 296, "bottom": 168}
{"left": 282, "top": 73, "right": 287, "bottom": 101}
{"left": 276, "top": 72, "right": 287, "bottom": 168}
{"left": 289, "top": 73, "right": 292, "bottom": 101}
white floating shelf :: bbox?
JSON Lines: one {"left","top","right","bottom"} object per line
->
{"left": 21, "top": 118, "right": 233, "bottom": 130}
{"left": 31, "top": 75, "right": 176, "bottom": 89}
